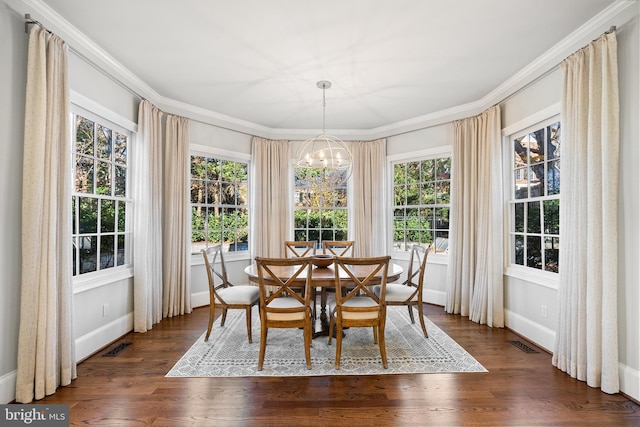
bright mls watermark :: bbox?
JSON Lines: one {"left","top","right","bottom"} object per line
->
{"left": 1, "top": 404, "right": 69, "bottom": 426}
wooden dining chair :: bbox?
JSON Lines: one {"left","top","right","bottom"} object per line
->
{"left": 322, "top": 240, "right": 354, "bottom": 257}
{"left": 202, "top": 245, "right": 260, "bottom": 343}
{"left": 255, "top": 256, "right": 314, "bottom": 371}
{"left": 328, "top": 255, "right": 391, "bottom": 369}
{"left": 284, "top": 241, "right": 316, "bottom": 258}
{"left": 374, "top": 244, "right": 430, "bottom": 337}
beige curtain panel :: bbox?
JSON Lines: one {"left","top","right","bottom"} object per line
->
{"left": 553, "top": 31, "right": 619, "bottom": 394}
{"left": 445, "top": 105, "right": 504, "bottom": 328}
{"left": 250, "top": 137, "right": 291, "bottom": 258}
{"left": 350, "top": 139, "right": 386, "bottom": 257}
{"left": 16, "top": 25, "right": 76, "bottom": 403}
{"left": 163, "top": 114, "right": 192, "bottom": 317}
{"left": 133, "top": 100, "right": 164, "bottom": 332}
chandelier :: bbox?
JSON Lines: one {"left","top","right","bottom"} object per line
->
{"left": 295, "top": 81, "right": 352, "bottom": 188}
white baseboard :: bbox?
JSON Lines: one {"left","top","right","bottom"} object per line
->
{"left": 75, "top": 312, "right": 134, "bottom": 362}
{"left": 191, "top": 291, "right": 210, "bottom": 308}
{"left": 424, "top": 289, "right": 446, "bottom": 307}
{"left": 619, "top": 362, "right": 640, "bottom": 402}
{"left": 0, "top": 370, "right": 16, "bottom": 404}
{"left": 504, "top": 309, "right": 556, "bottom": 352}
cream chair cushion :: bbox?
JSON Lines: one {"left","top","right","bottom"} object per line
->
{"left": 330, "top": 296, "right": 380, "bottom": 320}
{"left": 266, "top": 297, "right": 306, "bottom": 321}
{"left": 373, "top": 283, "right": 417, "bottom": 302}
{"left": 216, "top": 286, "right": 260, "bottom": 305}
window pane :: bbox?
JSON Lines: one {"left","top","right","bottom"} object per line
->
{"left": 294, "top": 209, "right": 307, "bottom": 228}
{"left": 206, "top": 181, "right": 220, "bottom": 205}
{"left": 407, "top": 161, "right": 420, "bottom": 183}
{"left": 547, "top": 122, "right": 561, "bottom": 160}
{"left": 407, "top": 184, "right": 420, "bottom": 205}
{"left": 394, "top": 185, "right": 406, "bottom": 205}
{"left": 79, "top": 236, "right": 97, "bottom": 274}
{"left": 100, "top": 235, "right": 114, "bottom": 269}
{"left": 526, "top": 236, "right": 542, "bottom": 269}
{"left": 117, "top": 235, "right": 126, "bottom": 266}
{"left": 101, "top": 199, "right": 115, "bottom": 232}
{"left": 117, "top": 201, "right": 126, "bottom": 232}
{"left": 421, "top": 159, "right": 435, "bottom": 181}
{"left": 527, "top": 201, "right": 541, "bottom": 234}
{"left": 114, "top": 132, "right": 127, "bottom": 165}
{"left": 294, "top": 229, "right": 307, "bottom": 241}
{"left": 548, "top": 160, "right": 560, "bottom": 195}
{"left": 514, "top": 235, "right": 524, "bottom": 265}
{"left": 421, "top": 182, "right": 435, "bottom": 204}
{"left": 436, "top": 158, "right": 451, "bottom": 179}
{"left": 420, "top": 207, "right": 434, "bottom": 230}
{"left": 528, "top": 129, "right": 545, "bottom": 164}
{"left": 544, "top": 237, "right": 559, "bottom": 272}
{"left": 308, "top": 209, "right": 320, "bottom": 228}
{"left": 434, "top": 231, "right": 449, "bottom": 253}
{"left": 393, "top": 163, "right": 406, "bottom": 185}
{"left": 529, "top": 163, "right": 545, "bottom": 197}
{"left": 114, "top": 165, "right": 126, "bottom": 197}
{"left": 238, "top": 181, "right": 248, "bottom": 205}
{"left": 221, "top": 183, "right": 236, "bottom": 205}
{"left": 191, "top": 156, "right": 206, "bottom": 179}
{"left": 514, "top": 136, "right": 527, "bottom": 168}
{"left": 207, "top": 158, "right": 221, "bottom": 181}
{"left": 514, "top": 167, "right": 528, "bottom": 199}
{"left": 436, "top": 181, "right": 450, "bottom": 204}
{"left": 72, "top": 197, "right": 77, "bottom": 234}
{"left": 79, "top": 197, "right": 98, "bottom": 234}
{"left": 75, "top": 155, "right": 94, "bottom": 193}
{"left": 191, "top": 179, "right": 205, "bottom": 204}
{"left": 544, "top": 199, "right": 560, "bottom": 234}
{"left": 435, "top": 207, "right": 449, "bottom": 230}
{"left": 75, "top": 116, "right": 94, "bottom": 156}
{"left": 96, "top": 161, "right": 111, "bottom": 195}
{"left": 96, "top": 125, "right": 112, "bottom": 160}
{"left": 514, "top": 202, "right": 525, "bottom": 233}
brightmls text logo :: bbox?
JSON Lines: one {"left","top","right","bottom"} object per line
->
{"left": 1, "top": 404, "right": 69, "bottom": 426}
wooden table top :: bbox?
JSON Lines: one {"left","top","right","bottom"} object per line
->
{"left": 244, "top": 262, "right": 403, "bottom": 287}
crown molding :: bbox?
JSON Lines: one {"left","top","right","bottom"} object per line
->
{"left": 7, "top": 0, "right": 637, "bottom": 140}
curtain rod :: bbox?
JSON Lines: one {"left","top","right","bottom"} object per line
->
{"left": 497, "top": 25, "right": 616, "bottom": 107}
{"left": 23, "top": 13, "right": 143, "bottom": 102}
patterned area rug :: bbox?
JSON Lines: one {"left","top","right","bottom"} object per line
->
{"left": 166, "top": 306, "right": 487, "bottom": 377}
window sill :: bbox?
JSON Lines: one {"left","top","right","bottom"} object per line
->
{"left": 73, "top": 266, "right": 134, "bottom": 294}
{"left": 191, "top": 251, "right": 251, "bottom": 265}
{"left": 391, "top": 251, "right": 449, "bottom": 265}
{"left": 504, "top": 265, "right": 559, "bottom": 290}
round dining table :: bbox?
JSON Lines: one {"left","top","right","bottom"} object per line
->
{"left": 244, "top": 261, "right": 403, "bottom": 338}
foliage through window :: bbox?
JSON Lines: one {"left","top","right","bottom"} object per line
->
{"left": 293, "top": 168, "right": 348, "bottom": 246}
{"left": 393, "top": 156, "right": 451, "bottom": 253}
{"left": 191, "top": 155, "right": 249, "bottom": 254}
{"left": 510, "top": 118, "right": 560, "bottom": 272}
{"left": 72, "top": 114, "right": 130, "bottom": 275}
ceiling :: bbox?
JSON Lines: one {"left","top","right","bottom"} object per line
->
{"left": 31, "top": 0, "right": 617, "bottom": 134}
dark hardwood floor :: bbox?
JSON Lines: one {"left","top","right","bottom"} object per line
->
{"left": 37, "top": 304, "right": 639, "bottom": 426}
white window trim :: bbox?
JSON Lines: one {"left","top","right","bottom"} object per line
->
{"left": 189, "top": 143, "right": 251, "bottom": 263}
{"left": 70, "top": 100, "right": 134, "bottom": 285}
{"left": 387, "top": 145, "right": 452, "bottom": 264}
{"left": 503, "top": 106, "right": 561, "bottom": 287}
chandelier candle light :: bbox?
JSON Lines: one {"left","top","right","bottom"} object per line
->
{"left": 296, "top": 81, "right": 353, "bottom": 188}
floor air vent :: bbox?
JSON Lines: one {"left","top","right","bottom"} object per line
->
{"left": 509, "top": 340, "right": 539, "bottom": 353}
{"left": 103, "top": 342, "right": 132, "bottom": 356}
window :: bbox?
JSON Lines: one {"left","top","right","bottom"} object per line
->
{"left": 72, "top": 113, "right": 131, "bottom": 276}
{"left": 392, "top": 156, "right": 451, "bottom": 253}
{"left": 293, "top": 168, "right": 348, "bottom": 245}
{"left": 190, "top": 155, "right": 249, "bottom": 254}
{"left": 510, "top": 117, "right": 560, "bottom": 272}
